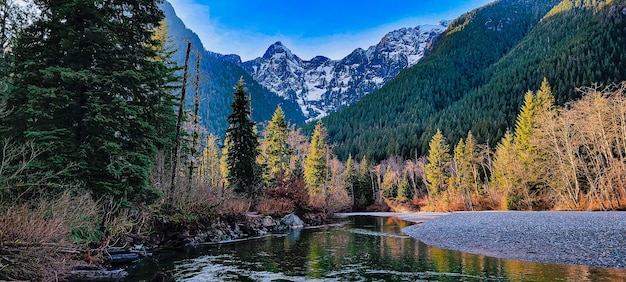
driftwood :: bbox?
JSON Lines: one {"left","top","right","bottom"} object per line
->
{"left": 107, "top": 253, "right": 140, "bottom": 264}
{"left": 69, "top": 268, "right": 127, "bottom": 282}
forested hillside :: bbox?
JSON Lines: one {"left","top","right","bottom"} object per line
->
{"left": 161, "top": 1, "right": 305, "bottom": 136}
{"left": 319, "top": 0, "right": 626, "bottom": 161}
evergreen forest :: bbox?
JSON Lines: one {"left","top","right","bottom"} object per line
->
{"left": 2, "top": 0, "right": 626, "bottom": 280}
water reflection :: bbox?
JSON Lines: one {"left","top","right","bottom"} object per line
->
{"left": 127, "top": 216, "right": 626, "bottom": 281}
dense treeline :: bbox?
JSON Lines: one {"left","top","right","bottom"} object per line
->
{"left": 337, "top": 80, "right": 626, "bottom": 211}
{"left": 430, "top": 0, "right": 626, "bottom": 150}
{"left": 3, "top": 0, "right": 626, "bottom": 280}
{"left": 316, "top": 0, "right": 626, "bottom": 163}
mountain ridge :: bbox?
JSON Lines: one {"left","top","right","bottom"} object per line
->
{"left": 240, "top": 22, "right": 449, "bottom": 120}
{"left": 160, "top": 1, "right": 305, "bottom": 137}
{"left": 316, "top": 0, "right": 580, "bottom": 161}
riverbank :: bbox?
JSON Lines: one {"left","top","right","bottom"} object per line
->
{"left": 401, "top": 211, "right": 626, "bottom": 268}
{"left": 335, "top": 212, "right": 449, "bottom": 223}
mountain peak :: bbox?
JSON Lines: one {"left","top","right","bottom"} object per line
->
{"left": 262, "top": 41, "right": 292, "bottom": 59}
{"left": 242, "top": 22, "right": 447, "bottom": 120}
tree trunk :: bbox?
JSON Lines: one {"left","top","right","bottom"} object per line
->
{"left": 169, "top": 41, "right": 192, "bottom": 208}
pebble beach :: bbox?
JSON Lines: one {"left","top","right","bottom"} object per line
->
{"left": 401, "top": 211, "right": 626, "bottom": 268}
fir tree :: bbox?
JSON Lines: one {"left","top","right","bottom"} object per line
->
{"left": 381, "top": 166, "right": 398, "bottom": 198}
{"left": 500, "top": 78, "right": 556, "bottom": 210}
{"left": 3, "top": 0, "right": 176, "bottom": 204}
{"left": 397, "top": 175, "right": 412, "bottom": 201}
{"left": 491, "top": 131, "right": 517, "bottom": 197}
{"left": 345, "top": 154, "right": 356, "bottom": 205}
{"left": 304, "top": 120, "right": 329, "bottom": 195}
{"left": 425, "top": 129, "right": 451, "bottom": 196}
{"left": 223, "top": 78, "right": 260, "bottom": 199}
{"left": 356, "top": 156, "right": 373, "bottom": 207}
{"left": 261, "top": 106, "right": 290, "bottom": 184}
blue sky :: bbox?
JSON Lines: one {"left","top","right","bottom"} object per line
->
{"left": 169, "top": 0, "right": 494, "bottom": 61}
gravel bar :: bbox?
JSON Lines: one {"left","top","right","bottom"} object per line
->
{"left": 335, "top": 212, "right": 449, "bottom": 223}
{"left": 402, "top": 211, "right": 626, "bottom": 268}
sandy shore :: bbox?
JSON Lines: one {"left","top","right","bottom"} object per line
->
{"left": 400, "top": 211, "right": 626, "bottom": 268}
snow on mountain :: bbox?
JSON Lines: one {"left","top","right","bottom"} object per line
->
{"left": 241, "top": 22, "right": 449, "bottom": 121}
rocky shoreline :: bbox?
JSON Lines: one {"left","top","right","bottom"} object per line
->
{"left": 68, "top": 213, "right": 313, "bottom": 281}
{"left": 402, "top": 211, "right": 626, "bottom": 269}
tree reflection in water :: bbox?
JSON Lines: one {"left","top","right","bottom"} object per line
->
{"left": 127, "top": 216, "right": 626, "bottom": 281}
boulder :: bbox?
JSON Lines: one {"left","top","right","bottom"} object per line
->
{"left": 281, "top": 214, "right": 304, "bottom": 229}
{"left": 262, "top": 216, "right": 276, "bottom": 227}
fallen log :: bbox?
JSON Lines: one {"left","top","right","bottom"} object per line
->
{"left": 107, "top": 253, "right": 140, "bottom": 263}
{"left": 69, "top": 268, "right": 127, "bottom": 282}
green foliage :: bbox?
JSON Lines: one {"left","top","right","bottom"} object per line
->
{"left": 425, "top": 129, "right": 451, "bottom": 196}
{"left": 355, "top": 156, "right": 373, "bottom": 207}
{"left": 491, "top": 80, "right": 556, "bottom": 210}
{"left": 261, "top": 106, "right": 291, "bottom": 184}
{"left": 491, "top": 131, "right": 517, "bottom": 197}
{"left": 317, "top": 0, "right": 626, "bottom": 164}
{"left": 199, "top": 134, "right": 222, "bottom": 187}
{"left": 381, "top": 166, "right": 398, "bottom": 198}
{"left": 223, "top": 78, "right": 261, "bottom": 199}
{"left": 397, "top": 176, "right": 412, "bottom": 201}
{"left": 315, "top": 0, "right": 561, "bottom": 161}
{"left": 304, "top": 120, "right": 329, "bottom": 195}
{"left": 70, "top": 225, "right": 104, "bottom": 245}
{"left": 2, "top": 0, "right": 176, "bottom": 205}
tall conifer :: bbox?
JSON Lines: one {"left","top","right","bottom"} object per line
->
{"left": 425, "top": 129, "right": 451, "bottom": 196}
{"left": 304, "top": 120, "right": 328, "bottom": 195}
{"left": 261, "top": 106, "right": 290, "bottom": 184}
{"left": 3, "top": 0, "right": 176, "bottom": 204}
{"left": 224, "top": 78, "right": 260, "bottom": 199}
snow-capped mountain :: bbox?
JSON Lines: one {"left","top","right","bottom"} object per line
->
{"left": 240, "top": 22, "right": 449, "bottom": 120}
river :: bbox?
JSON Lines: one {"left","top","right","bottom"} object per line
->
{"left": 126, "top": 215, "right": 626, "bottom": 281}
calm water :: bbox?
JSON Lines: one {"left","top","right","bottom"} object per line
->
{"left": 127, "top": 216, "right": 626, "bottom": 281}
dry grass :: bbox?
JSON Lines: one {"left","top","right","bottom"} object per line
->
{"left": 474, "top": 193, "right": 503, "bottom": 210}
{"left": 0, "top": 191, "right": 95, "bottom": 281}
{"left": 256, "top": 197, "right": 295, "bottom": 217}
{"left": 0, "top": 191, "right": 95, "bottom": 245}
{"left": 383, "top": 198, "right": 419, "bottom": 212}
{"left": 415, "top": 193, "right": 505, "bottom": 212}
{"left": 217, "top": 198, "right": 250, "bottom": 216}
{"left": 0, "top": 204, "right": 67, "bottom": 244}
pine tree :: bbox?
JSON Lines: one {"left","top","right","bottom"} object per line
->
{"left": 356, "top": 156, "right": 373, "bottom": 207}
{"left": 397, "top": 175, "right": 412, "bottom": 202}
{"left": 261, "top": 106, "right": 290, "bottom": 184}
{"left": 381, "top": 166, "right": 398, "bottom": 198}
{"left": 500, "top": 78, "right": 556, "bottom": 210}
{"left": 491, "top": 131, "right": 516, "bottom": 190}
{"left": 345, "top": 154, "right": 357, "bottom": 206}
{"left": 223, "top": 78, "right": 260, "bottom": 199}
{"left": 304, "top": 120, "right": 329, "bottom": 195}
{"left": 452, "top": 137, "right": 467, "bottom": 195}
{"left": 3, "top": 0, "right": 176, "bottom": 204}
{"left": 425, "top": 129, "right": 451, "bottom": 197}
{"left": 464, "top": 131, "right": 480, "bottom": 195}
{"left": 149, "top": 21, "right": 179, "bottom": 155}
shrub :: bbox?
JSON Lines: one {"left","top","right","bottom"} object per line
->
{"left": 256, "top": 197, "right": 295, "bottom": 217}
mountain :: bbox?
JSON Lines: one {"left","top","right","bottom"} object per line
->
{"left": 240, "top": 23, "right": 447, "bottom": 120}
{"left": 160, "top": 1, "right": 305, "bottom": 137}
{"left": 315, "top": 0, "right": 626, "bottom": 161}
